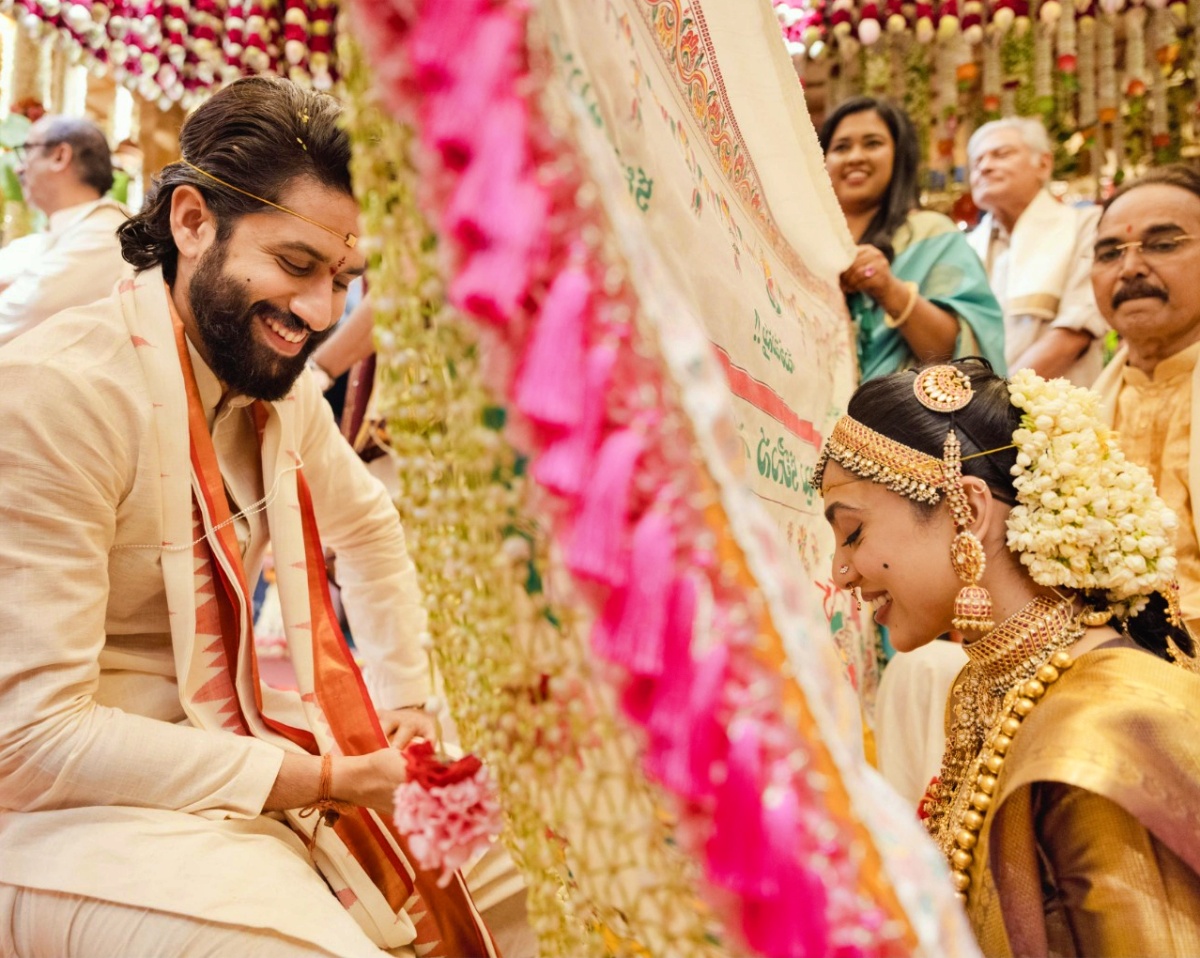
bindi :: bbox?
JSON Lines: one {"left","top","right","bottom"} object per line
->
{"left": 330, "top": 255, "right": 346, "bottom": 276}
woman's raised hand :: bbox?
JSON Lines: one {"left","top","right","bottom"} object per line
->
{"left": 840, "top": 244, "right": 894, "bottom": 300}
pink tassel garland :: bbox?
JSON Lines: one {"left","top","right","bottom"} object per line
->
{"left": 707, "top": 718, "right": 773, "bottom": 897}
{"left": 742, "top": 785, "right": 831, "bottom": 958}
{"left": 444, "top": 98, "right": 532, "bottom": 252}
{"left": 619, "top": 676, "right": 656, "bottom": 726}
{"left": 591, "top": 508, "right": 676, "bottom": 676}
{"left": 534, "top": 343, "right": 616, "bottom": 499}
{"left": 415, "top": 9, "right": 522, "bottom": 166}
{"left": 620, "top": 576, "right": 696, "bottom": 726}
{"left": 565, "top": 427, "right": 645, "bottom": 587}
{"left": 407, "top": 0, "right": 488, "bottom": 93}
{"left": 443, "top": 98, "right": 548, "bottom": 325}
{"left": 645, "top": 576, "right": 697, "bottom": 741}
{"left": 448, "top": 245, "right": 523, "bottom": 327}
{"left": 647, "top": 639, "right": 728, "bottom": 801}
{"left": 514, "top": 263, "right": 591, "bottom": 430}
{"left": 684, "top": 641, "right": 730, "bottom": 797}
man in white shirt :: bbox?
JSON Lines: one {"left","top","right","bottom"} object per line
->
{"left": 967, "top": 117, "right": 1108, "bottom": 385}
{"left": 0, "top": 115, "right": 130, "bottom": 347}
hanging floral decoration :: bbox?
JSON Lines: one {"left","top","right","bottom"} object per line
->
{"left": 0, "top": 0, "right": 339, "bottom": 110}
{"left": 392, "top": 742, "right": 504, "bottom": 888}
{"left": 775, "top": 0, "right": 1198, "bottom": 178}
{"left": 344, "top": 0, "right": 982, "bottom": 955}
{"left": 339, "top": 23, "right": 727, "bottom": 954}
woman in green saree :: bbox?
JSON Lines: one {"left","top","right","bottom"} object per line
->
{"left": 820, "top": 97, "right": 1006, "bottom": 382}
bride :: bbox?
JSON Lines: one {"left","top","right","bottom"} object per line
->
{"left": 818, "top": 360, "right": 1200, "bottom": 957}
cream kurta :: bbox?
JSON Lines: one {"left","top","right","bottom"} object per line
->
{"left": 874, "top": 639, "right": 967, "bottom": 808}
{"left": 0, "top": 272, "right": 433, "bottom": 955}
{"left": 0, "top": 197, "right": 132, "bottom": 348}
{"left": 1093, "top": 344, "right": 1200, "bottom": 637}
{"left": 968, "top": 191, "right": 1107, "bottom": 386}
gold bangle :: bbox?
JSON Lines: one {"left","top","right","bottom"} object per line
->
{"left": 884, "top": 280, "right": 920, "bottom": 329}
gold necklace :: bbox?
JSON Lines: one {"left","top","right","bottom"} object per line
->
{"left": 922, "top": 595, "right": 1082, "bottom": 898}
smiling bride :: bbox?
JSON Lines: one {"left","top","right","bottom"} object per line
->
{"left": 818, "top": 360, "right": 1200, "bottom": 957}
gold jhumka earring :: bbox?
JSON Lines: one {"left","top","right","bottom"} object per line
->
{"left": 914, "top": 366, "right": 995, "bottom": 632}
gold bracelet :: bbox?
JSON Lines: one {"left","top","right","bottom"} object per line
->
{"left": 884, "top": 280, "right": 920, "bottom": 329}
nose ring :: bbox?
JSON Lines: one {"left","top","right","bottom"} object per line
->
{"left": 838, "top": 564, "right": 850, "bottom": 575}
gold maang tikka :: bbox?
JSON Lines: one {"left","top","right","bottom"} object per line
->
{"left": 913, "top": 366, "right": 995, "bottom": 632}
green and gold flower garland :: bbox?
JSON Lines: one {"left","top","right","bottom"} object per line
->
{"left": 338, "top": 26, "right": 727, "bottom": 958}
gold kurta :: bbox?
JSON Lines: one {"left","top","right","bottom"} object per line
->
{"left": 963, "top": 647, "right": 1200, "bottom": 957}
{"left": 1113, "top": 341, "right": 1200, "bottom": 636}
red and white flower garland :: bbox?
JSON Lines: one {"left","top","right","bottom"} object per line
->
{"left": 3, "top": 0, "right": 338, "bottom": 109}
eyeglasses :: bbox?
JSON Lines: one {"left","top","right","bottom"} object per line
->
{"left": 1091, "top": 233, "right": 1199, "bottom": 268}
{"left": 13, "top": 140, "right": 55, "bottom": 161}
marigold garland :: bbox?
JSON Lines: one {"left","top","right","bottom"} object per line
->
{"left": 1, "top": 0, "right": 338, "bottom": 110}
{"left": 773, "top": 0, "right": 1196, "bottom": 179}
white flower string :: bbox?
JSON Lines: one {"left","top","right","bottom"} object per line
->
{"left": 1005, "top": 368, "right": 1179, "bottom": 617}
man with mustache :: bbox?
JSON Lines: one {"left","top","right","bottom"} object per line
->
{"left": 1092, "top": 164, "right": 1200, "bottom": 637}
{"left": 0, "top": 77, "right": 519, "bottom": 957}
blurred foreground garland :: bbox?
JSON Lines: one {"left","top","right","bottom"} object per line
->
{"left": 339, "top": 26, "right": 724, "bottom": 958}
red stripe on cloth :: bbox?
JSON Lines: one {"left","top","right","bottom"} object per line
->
{"left": 711, "top": 345, "right": 823, "bottom": 450}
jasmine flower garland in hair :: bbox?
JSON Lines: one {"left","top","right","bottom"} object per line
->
{"left": 1005, "top": 369, "right": 1178, "bottom": 616}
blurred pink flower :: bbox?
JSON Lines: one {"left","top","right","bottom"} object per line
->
{"left": 393, "top": 767, "right": 503, "bottom": 887}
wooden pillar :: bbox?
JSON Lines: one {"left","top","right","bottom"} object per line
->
{"left": 137, "top": 96, "right": 185, "bottom": 193}
{"left": 11, "top": 27, "right": 44, "bottom": 104}
{"left": 48, "top": 44, "right": 67, "bottom": 112}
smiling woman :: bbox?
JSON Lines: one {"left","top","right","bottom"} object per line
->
{"left": 818, "top": 359, "right": 1200, "bottom": 957}
{"left": 818, "top": 98, "right": 1006, "bottom": 382}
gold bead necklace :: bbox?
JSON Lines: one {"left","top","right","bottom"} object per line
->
{"left": 922, "top": 595, "right": 1082, "bottom": 901}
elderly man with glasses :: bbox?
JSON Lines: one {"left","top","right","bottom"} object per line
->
{"left": 1092, "top": 164, "right": 1200, "bottom": 637}
{"left": 0, "top": 115, "right": 130, "bottom": 348}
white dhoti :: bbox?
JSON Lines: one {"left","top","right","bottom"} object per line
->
{"left": 0, "top": 808, "right": 530, "bottom": 958}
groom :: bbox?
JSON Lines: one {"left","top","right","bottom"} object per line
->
{"left": 0, "top": 76, "right": 521, "bottom": 958}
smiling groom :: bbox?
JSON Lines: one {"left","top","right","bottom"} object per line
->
{"left": 0, "top": 77, "right": 504, "bottom": 958}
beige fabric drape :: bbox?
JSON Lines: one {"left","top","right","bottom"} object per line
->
{"left": 535, "top": 2, "right": 980, "bottom": 954}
